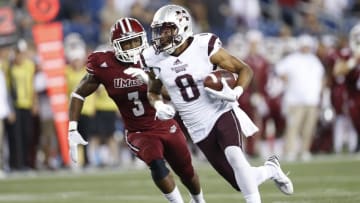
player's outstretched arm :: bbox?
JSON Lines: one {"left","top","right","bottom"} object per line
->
{"left": 68, "top": 73, "right": 100, "bottom": 163}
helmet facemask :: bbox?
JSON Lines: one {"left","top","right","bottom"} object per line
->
{"left": 151, "top": 22, "right": 182, "bottom": 54}
{"left": 112, "top": 33, "right": 146, "bottom": 63}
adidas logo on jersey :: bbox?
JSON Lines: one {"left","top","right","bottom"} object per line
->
{"left": 100, "top": 62, "right": 108, "bottom": 68}
{"left": 171, "top": 58, "right": 188, "bottom": 73}
{"left": 173, "top": 59, "right": 182, "bottom": 65}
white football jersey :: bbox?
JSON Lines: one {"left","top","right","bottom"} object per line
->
{"left": 142, "top": 33, "right": 233, "bottom": 143}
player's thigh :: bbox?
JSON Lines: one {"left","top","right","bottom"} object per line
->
{"left": 163, "top": 125, "right": 194, "bottom": 177}
{"left": 214, "top": 110, "right": 242, "bottom": 150}
{"left": 197, "top": 130, "right": 239, "bottom": 190}
{"left": 126, "top": 132, "right": 164, "bottom": 165}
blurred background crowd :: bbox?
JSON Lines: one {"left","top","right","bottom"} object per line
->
{"left": 0, "top": 0, "right": 360, "bottom": 176}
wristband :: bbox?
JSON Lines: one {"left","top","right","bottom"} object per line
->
{"left": 69, "top": 121, "right": 78, "bottom": 131}
{"left": 71, "top": 92, "right": 85, "bottom": 101}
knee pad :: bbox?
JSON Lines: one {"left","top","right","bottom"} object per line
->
{"left": 149, "top": 159, "right": 170, "bottom": 181}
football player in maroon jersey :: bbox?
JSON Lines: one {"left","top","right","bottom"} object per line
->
{"left": 334, "top": 24, "right": 360, "bottom": 153}
{"left": 67, "top": 17, "right": 206, "bottom": 203}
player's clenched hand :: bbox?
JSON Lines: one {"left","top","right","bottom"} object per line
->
{"left": 154, "top": 100, "right": 175, "bottom": 120}
{"left": 124, "top": 67, "right": 149, "bottom": 84}
{"left": 204, "top": 78, "right": 243, "bottom": 102}
{"left": 68, "top": 122, "right": 88, "bottom": 163}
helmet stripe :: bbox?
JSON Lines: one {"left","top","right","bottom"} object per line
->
{"left": 119, "top": 19, "right": 127, "bottom": 33}
{"left": 125, "top": 18, "right": 132, "bottom": 32}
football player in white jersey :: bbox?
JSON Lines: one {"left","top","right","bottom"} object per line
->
{"left": 140, "top": 4, "right": 294, "bottom": 203}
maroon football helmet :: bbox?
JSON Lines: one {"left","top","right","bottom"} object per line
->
{"left": 110, "top": 17, "right": 148, "bottom": 63}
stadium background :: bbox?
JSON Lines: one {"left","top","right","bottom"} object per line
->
{"left": 0, "top": 0, "right": 360, "bottom": 202}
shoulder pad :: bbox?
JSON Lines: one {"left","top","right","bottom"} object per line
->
{"left": 86, "top": 50, "right": 114, "bottom": 74}
{"left": 193, "top": 33, "right": 221, "bottom": 56}
{"left": 141, "top": 46, "right": 164, "bottom": 68}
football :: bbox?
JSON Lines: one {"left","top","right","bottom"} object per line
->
{"left": 203, "top": 69, "right": 237, "bottom": 91}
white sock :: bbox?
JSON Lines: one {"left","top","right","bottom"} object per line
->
{"left": 164, "top": 186, "right": 184, "bottom": 203}
{"left": 190, "top": 189, "right": 205, "bottom": 203}
{"left": 224, "top": 146, "right": 260, "bottom": 202}
{"left": 251, "top": 166, "right": 273, "bottom": 186}
{"left": 244, "top": 193, "right": 261, "bottom": 203}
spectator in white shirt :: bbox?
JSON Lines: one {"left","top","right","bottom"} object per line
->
{"left": 275, "top": 34, "right": 325, "bottom": 162}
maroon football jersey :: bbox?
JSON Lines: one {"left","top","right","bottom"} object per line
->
{"left": 86, "top": 50, "right": 176, "bottom": 132}
{"left": 238, "top": 53, "right": 270, "bottom": 118}
{"left": 345, "top": 63, "right": 360, "bottom": 137}
{"left": 325, "top": 49, "right": 347, "bottom": 114}
{"left": 245, "top": 54, "right": 270, "bottom": 96}
{"left": 345, "top": 64, "right": 360, "bottom": 102}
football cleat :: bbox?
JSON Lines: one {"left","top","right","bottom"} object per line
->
{"left": 265, "top": 155, "right": 294, "bottom": 195}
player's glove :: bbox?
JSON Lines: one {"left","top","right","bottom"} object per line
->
{"left": 204, "top": 78, "right": 244, "bottom": 102}
{"left": 68, "top": 121, "right": 88, "bottom": 163}
{"left": 154, "top": 100, "right": 176, "bottom": 120}
{"left": 124, "top": 67, "right": 149, "bottom": 84}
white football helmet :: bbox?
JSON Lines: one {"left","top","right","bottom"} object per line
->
{"left": 350, "top": 23, "right": 360, "bottom": 56}
{"left": 110, "top": 17, "right": 148, "bottom": 63}
{"left": 151, "top": 4, "right": 193, "bottom": 54}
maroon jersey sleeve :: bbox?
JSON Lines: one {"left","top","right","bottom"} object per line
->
{"left": 86, "top": 52, "right": 99, "bottom": 75}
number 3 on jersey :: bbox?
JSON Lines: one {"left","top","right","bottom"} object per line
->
{"left": 128, "top": 91, "right": 145, "bottom": 116}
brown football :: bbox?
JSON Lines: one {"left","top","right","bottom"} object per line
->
{"left": 203, "top": 69, "right": 237, "bottom": 91}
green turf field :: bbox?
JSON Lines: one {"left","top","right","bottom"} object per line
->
{"left": 0, "top": 154, "right": 359, "bottom": 203}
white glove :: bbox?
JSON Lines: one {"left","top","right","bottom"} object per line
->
{"left": 154, "top": 100, "right": 176, "bottom": 120}
{"left": 68, "top": 122, "right": 88, "bottom": 163}
{"left": 204, "top": 78, "right": 244, "bottom": 102}
{"left": 124, "top": 67, "right": 149, "bottom": 84}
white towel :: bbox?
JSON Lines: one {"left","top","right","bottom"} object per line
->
{"left": 231, "top": 102, "right": 259, "bottom": 137}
